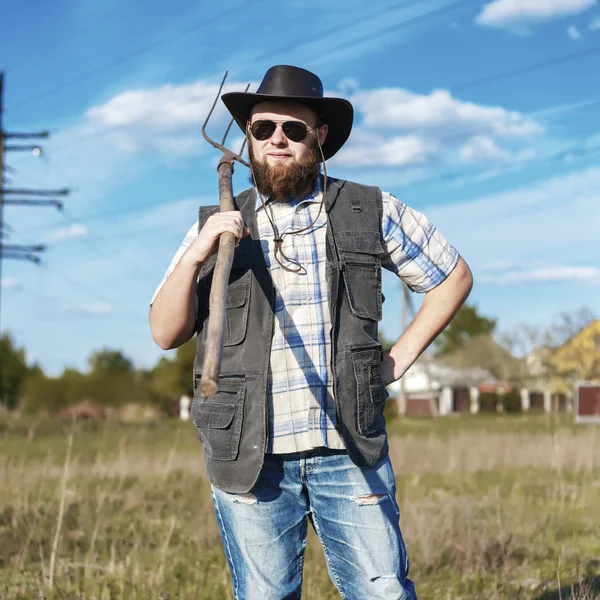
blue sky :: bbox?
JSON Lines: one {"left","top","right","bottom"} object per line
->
{"left": 2, "top": 0, "right": 600, "bottom": 375}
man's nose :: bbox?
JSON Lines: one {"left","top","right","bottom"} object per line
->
{"left": 270, "top": 123, "right": 287, "bottom": 145}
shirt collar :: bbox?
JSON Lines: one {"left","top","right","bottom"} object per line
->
{"left": 255, "top": 175, "right": 323, "bottom": 211}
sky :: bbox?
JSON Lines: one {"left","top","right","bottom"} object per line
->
{"left": 1, "top": 0, "right": 600, "bottom": 376}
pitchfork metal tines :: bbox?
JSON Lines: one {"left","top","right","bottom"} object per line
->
{"left": 199, "top": 72, "right": 250, "bottom": 398}
{"left": 202, "top": 71, "right": 250, "bottom": 170}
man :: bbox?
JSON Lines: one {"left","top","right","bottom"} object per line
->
{"left": 150, "top": 65, "right": 472, "bottom": 600}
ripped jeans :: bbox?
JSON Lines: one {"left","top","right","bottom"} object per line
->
{"left": 211, "top": 448, "right": 417, "bottom": 600}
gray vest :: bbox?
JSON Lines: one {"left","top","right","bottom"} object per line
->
{"left": 191, "top": 177, "right": 389, "bottom": 493}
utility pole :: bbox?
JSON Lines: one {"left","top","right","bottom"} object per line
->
{"left": 0, "top": 71, "right": 68, "bottom": 333}
{"left": 398, "top": 282, "right": 408, "bottom": 415}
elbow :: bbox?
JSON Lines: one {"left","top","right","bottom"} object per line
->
{"left": 455, "top": 256, "right": 474, "bottom": 299}
{"left": 152, "top": 331, "right": 177, "bottom": 351}
{"left": 149, "top": 309, "right": 180, "bottom": 350}
{"left": 150, "top": 324, "right": 176, "bottom": 350}
{"left": 150, "top": 322, "right": 194, "bottom": 351}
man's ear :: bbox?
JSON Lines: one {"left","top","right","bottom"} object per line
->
{"left": 318, "top": 124, "right": 329, "bottom": 146}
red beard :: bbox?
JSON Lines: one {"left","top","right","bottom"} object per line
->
{"left": 248, "top": 144, "right": 320, "bottom": 202}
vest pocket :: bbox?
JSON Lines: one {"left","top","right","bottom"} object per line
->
{"left": 351, "top": 347, "right": 388, "bottom": 435}
{"left": 192, "top": 375, "right": 245, "bottom": 461}
{"left": 336, "top": 230, "right": 383, "bottom": 321}
{"left": 343, "top": 262, "right": 382, "bottom": 321}
{"left": 202, "top": 275, "right": 251, "bottom": 347}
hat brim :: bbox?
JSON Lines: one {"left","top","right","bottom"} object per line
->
{"left": 221, "top": 92, "right": 353, "bottom": 161}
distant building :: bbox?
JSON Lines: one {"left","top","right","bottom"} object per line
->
{"left": 550, "top": 319, "right": 600, "bottom": 418}
{"left": 550, "top": 319, "right": 600, "bottom": 395}
{"left": 387, "top": 357, "right": 491, "bottom": 417}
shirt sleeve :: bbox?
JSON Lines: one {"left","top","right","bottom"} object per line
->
{"left": 150, "top": 220, "right": 199, "bottom": 305}
{"left": 381, "top": 191, "right": 459, "bottom": 293}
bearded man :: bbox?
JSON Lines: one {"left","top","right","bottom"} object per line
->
{"left": 150, "top": 65, "right": 473, "bottom": 600}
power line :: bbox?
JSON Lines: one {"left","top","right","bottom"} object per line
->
{"left": 23, "top": 94, "right": 600, "bottom": 234}
{"left": 452, "top": 45, "right": 600, "bottom": 94}
{"left": 22, "top": 0, "right": 431, "bottom": 159}
{"left": 243, "top": 0, "right": 445, "bottom": 68}
{"left": 33, "top": 3, "right": 600, "bottom": 166}
{"left": 406, "top": 138, "right": 600, "bottom": 190}
{"left": 8, "top": 0, "right": 261, "bottom": 115}
{"left": 7, "top": 1, "right": 142, "bottom": 72}
{"left": 13, "top": 0, "right": 600, "bottom": 169}
{"left": 9, "top": 2, "right": 600, "bottom": 243}
{"left": 303, "top": 0, "right": 480, "bottom": 64}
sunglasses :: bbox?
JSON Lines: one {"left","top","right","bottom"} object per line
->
{"left": 249, "top": 120, "right": 318, "bottom": 143}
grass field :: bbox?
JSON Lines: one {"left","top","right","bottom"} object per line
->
{"left": 1, "top": 412, "right": 599, "bottom": 599}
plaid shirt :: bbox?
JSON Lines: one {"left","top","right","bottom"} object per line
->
{"left": 152, "top": 178, "right": 459, "bottom": 454}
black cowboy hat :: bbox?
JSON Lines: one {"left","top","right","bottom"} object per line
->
{"left": 221, "top": 65, "right": 354, "bottom": 161}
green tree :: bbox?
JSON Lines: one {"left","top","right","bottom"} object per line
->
{"left": 87, "top": 348, "right": 137, "bottom": 406}
{"left": 89, "top": 349, "right": 134, "bottom": 376}
{"left": 0, "top": 334, "right": 29, "bottom": 409}
{"left": 434, "top": 304, "right": 497, "bottom": 357}
{"left": 20, "top": 370, "right": 69, "bottom": 414}
{"left": 150, "top": 337, "right": 197, "bottom": 412}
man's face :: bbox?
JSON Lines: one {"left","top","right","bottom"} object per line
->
{"left": 248, "top": 101, "right": 328, "bottom": 167}
{"left": 247, "top": 101, "right": 328, "bottom": 201}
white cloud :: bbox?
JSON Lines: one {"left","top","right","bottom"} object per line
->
{"left": 337, "top": 77, "right": 360, "bottom": 95}
{"left": 88, "top": 82, "right": 220, "bottom": 129}
{"left": 85, "top": 78, "right": 250, "bottom": 156}
{"left": 350, "top": 88, "right": 541, "bottom": 137}
{"left": 45, "top": 224, "right": 88, "bottom": 243}
{"left": 567, "top": 24, "right": 583, "bottom": 38}
{"left": 481, "top": 265, "right": 600, "bottom": 284}
{"left": 0, "top": 277, "right": 21, "bottom": 290}
{"left": 476, "top": 0, "right": 596, "bottom": 31}
{"left": 7, "top": 77, "right": 251, "bottom": 221}
{"left": 9, "top": 78, "right": 545, "bottom": 205}
{"left": 336, "top": 131, "right": 436, "bottom": 167}
{"left": 459, "top": 136, "right": 511, "bottom": 163}
{"left": 590, "top": 15, "right": 600, "bottom": 28}
{"left": 333, "top": 87, "right": 542, "bottom": 168}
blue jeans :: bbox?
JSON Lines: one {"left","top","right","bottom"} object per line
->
{"left": 211, "top": 449, "right": 417, "bottom": 599}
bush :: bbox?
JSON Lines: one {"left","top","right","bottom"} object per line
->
{"left": 384, "top": 396, "right": 399, "bottom": 421}
{"left": 502, "top": 391, "right": 522, "bottom": 413}
{"left": 478, "top": 392, "right": 500, "bottom": 412}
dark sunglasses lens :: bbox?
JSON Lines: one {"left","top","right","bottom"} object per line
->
{"left": 251, "top": 121, "right": 276, "bottom": 140}
{"left": 282, "top": 122, "right": 308, "bottom": 142}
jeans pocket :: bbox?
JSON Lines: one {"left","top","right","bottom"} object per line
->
{"left": 192, "top": 375, "right": 245, "bottom": 460}
{"left": 351, "top": 347, "right": 388, "bottom": 435}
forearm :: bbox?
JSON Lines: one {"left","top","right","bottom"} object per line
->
{"left": 150, "top": 254, "right": 201, "bottom": 350}
{"left": 382, "top": 257, "right": 473, "bottom": 384}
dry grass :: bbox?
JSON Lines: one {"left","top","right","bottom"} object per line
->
{"left": 0, "top": 414, "right": 598, "bottom": 599}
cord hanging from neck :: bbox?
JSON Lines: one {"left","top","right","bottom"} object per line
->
{"left": 248, "top": 131, "right": 328, "bottom": 274}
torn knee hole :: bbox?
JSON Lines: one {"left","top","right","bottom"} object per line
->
{"left": 232, "top": 493, "right": 257, "bottom": 505}
{"left": 353, "top": 494, "right": 386, "bottom": 506}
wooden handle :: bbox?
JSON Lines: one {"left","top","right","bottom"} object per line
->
{"left": 200, "top": 161, "right": 236, "bottom": 397}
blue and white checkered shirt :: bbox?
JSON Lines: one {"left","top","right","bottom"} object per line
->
{"left": 152, "top": 178, "right": 459, "bottom": 454}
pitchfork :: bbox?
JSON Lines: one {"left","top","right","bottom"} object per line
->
{"left": 200, "top": 72, "right": 250, "bottom": 397}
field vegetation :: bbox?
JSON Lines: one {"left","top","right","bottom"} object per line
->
{"left": 1, "top": 413, "right": 599, "bottom": 599}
